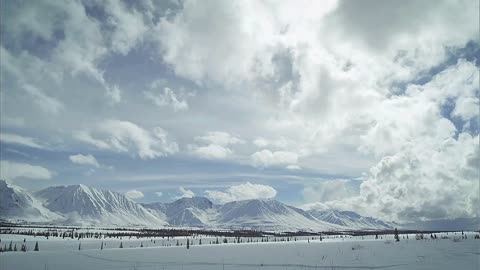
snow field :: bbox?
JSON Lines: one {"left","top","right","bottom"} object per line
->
{"left": 1, "top": 231, "right": 478, "bottom": 269}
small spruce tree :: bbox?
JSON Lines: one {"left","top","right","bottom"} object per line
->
{"left": 119, "top": 242, "right": 123, "bottom": 248}
{"left": 34, "top": 241, "right": 39, "bottom": 251}
{"left": 186, "top": 239, "right": 190, "bottom": 249}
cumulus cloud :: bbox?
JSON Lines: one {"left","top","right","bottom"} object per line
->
{"left": 359, "top": 60, "right": 479, "bottom": 157}
{"left": 205, "top": 182, "right": 277, "bottom": 204}
{"left": 251, "top": 149, "right": 298, "bottom": 168}
{"left": 0, "top": 133, "right": 44, "bottom": 149}
{"left": 300, "top": 60, "right": 480, "bottom": 222}
{"left": 177, "top": 186, "right": 195, "bottom": 199}
{"left": 69, "top": 154, "right": 100, "bottom": 168}
{"left": 0, "top": 160, "right": 53, "bottom": 180}
{"left": 74, "top": 120, "right": 178, "bottom": 159}
{"left": 356, "top": 133, "right": 479, "bottom": 221}
{"left": 192, "top": 144, "right": 233, "bottom": 160}
{"left": 154, "top": 0, "right": 337, "bottom": 86}
{"left": 125, "top": 189, "right": 144, "bottom": 200}
{"left": 451, "top": 96, "right": 479, "bottom": 122}
{"left": 302, "top": 179, "right": 358, "bottom": 206}
{"left": 190, "top": 131, "right": 243, "bottom": 160}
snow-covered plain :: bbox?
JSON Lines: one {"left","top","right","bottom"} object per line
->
{"left": 1, "top": 231, "right": 479, "bottom": 270}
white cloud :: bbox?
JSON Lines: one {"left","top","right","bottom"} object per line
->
{"left": 452, "top": 96, "right": 479, "bottom": 122}
{"left": 176, "top": 186, "right": 195, "bottom": 199}
{"left": 302, "top": 179, "right": 357, "bottom": 204}
{"left": 144, "top": 87, "right": 188, "bottom": 111}
{"left": 195, "top": 131, "right": 244, "bottom": 146}
{"left": 253, "top": 137, "right": 269, "bottom": 147}
{"left": 104, "top": 0, "right": 149, "bottom": 55}
{"left": 74, "top": 120, "right": 178, "bottom": 159}
{"left": 154, "top": 0, "right": 337, "bottom": 86}
{"left": 155, "top": 191, "right": 163, "bottom": 197}
{"left": 69, "top": 154, "right": 100, "bottom": 168}
{"left": 2, "top": 0, "right": 479, "bottom": 224}
{"left": 353, "top": 133, "right": 479, "bottom": 222}
{"left": 359, "top": 60, "right": 478, "bottom": 157}
{"left": 190, "top": 131, "right": 244, "bottom": 160}
{"left": 144, "top": 80, "right": 190, "bottom": 111}
{"left": 125, "top": 189, "right": 144, "bottom": 200}
{"left": 286, "top": 164, "right": 301, "bottom": 170}
{"left": 1, "top": 0, "right": 130, "bottom": 106}
{"left": 251, "top": 149, "right": 298, "bottom": 168}
{"left": 192, "top": 144, "right": 233, "bottom": 160}
{"left": 105, "top": 85, "right": 122, "bottom": 104}
{"left": 205, "top": 182, "right": 277, "bottom": 204}
{"left": 0, "top": 160, "right": 53, "bottom": 180}
{"left": 301, "top": 61, "right": 480, "bottom": 222}
{"left": 23, "top": 84, "right": 64, "bottom": 114}
{"left": 0, "top": 133, "right": 44, "bottom": 149}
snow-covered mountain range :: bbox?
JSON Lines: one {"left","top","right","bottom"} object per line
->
{"left": 0, "top": 180, "right": 62, "bottom": 222}
{"left": 35, "top": 184, "right": 166, "bottom": 226}
{"left": 142, "top": 197, "right": 344, "bottom": 231}
{"left": 0, "top": 180, "right": 392, "bottom": 231}
{"left": 307, "top": 209, "right": 392, "bottom": 230}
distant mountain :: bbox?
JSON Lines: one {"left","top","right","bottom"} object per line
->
{"left": 0, "top": 180, "right": 60, "bottom": 222}
{"left": 143, "top": 197, "right": 215, "bottom": 227}
{"left": 2, "top": 181, "right": 397, "bottom": 231}
{"left": 144, "top": 197, "right": 338, "bottom": 231}
{"left": 35, "top": 184, "right": 166, "bottom": 226}
{"left": 308, "top": 209, "right": 393, "bottom": 230}
{"left": 217, "top": 199, "right": 338, "bottom": 231}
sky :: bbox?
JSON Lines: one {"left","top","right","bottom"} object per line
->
{"left": 0, "top": 0, "right": 478, "bottom": 223}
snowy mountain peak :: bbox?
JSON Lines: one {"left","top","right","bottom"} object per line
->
{"left": 35, "top": 184, "right": 166, "bottom": 226}
{"left": 1, "top": 182, "right": 392, "bottom": 231}
{"left": 0, "top": 180, "right": 60, "bottom": 222}
{"left": 143, "top": 197, "right": 215, "bottom": 227}
{"left": 169, "top": 197, "right": 214, "bottom": 210}
{"left": 217, "top": 199, "right": 338, "bottom": 231}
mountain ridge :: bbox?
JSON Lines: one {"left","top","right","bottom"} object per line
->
{"left": 2, "top": 180, "right": 393, "bottom": 231}
{"left": 34, "top": 183, "right": 166, "bottom": 226}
